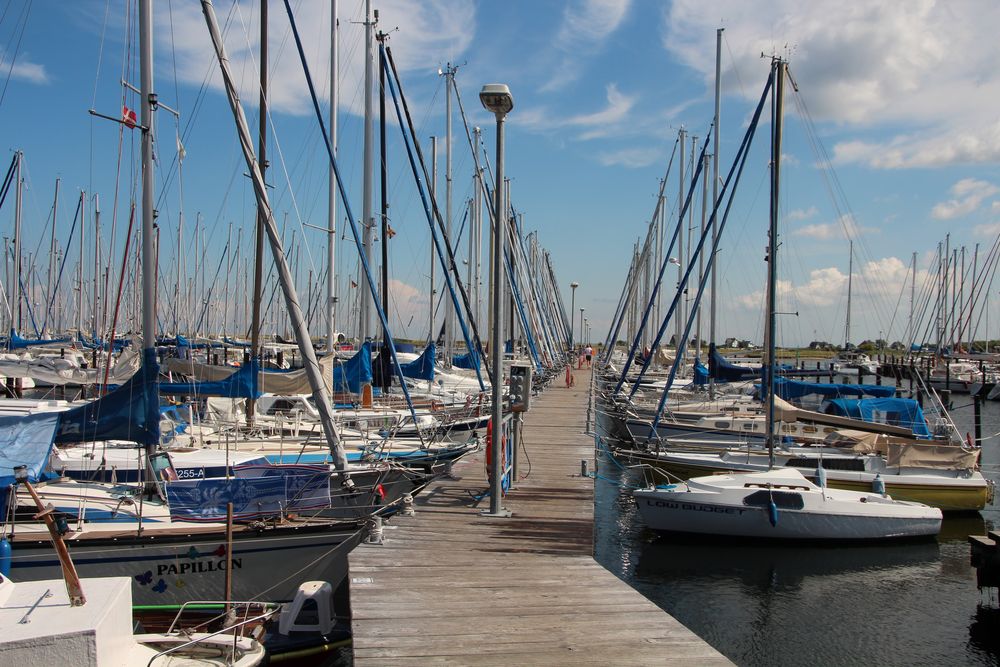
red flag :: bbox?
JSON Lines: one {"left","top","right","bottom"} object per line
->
{"left": 375, "top": 483, "right": 386, "bottom": 499}
{"left": 122, "top": 105, "right": 137, "bottom": 129}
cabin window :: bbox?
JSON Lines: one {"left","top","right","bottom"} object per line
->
{"left": 742, "top": 423, "right": 754, "bottom": 430}
{"left": 743, "top": 489, "right": 805, "bottom": 510}
{"left": 715, "top": 421, "right": 730, "bottom": 429}
{"left": 803, "top": 426, "right": 817, "bottom": 433}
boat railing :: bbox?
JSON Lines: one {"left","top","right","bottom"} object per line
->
{"left": 147, "top": 600, "right": 279, "bottom": 667}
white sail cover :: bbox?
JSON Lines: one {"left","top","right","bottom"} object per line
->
{"left": 0, "top": 347, "right": 140, "bottom": 386}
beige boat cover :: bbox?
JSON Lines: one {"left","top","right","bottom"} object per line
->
{"left": 163, "top": 354, "right": 338, "bottom": 394}
{"left": 887, "top": 442, "right": 980, "bottom": 470}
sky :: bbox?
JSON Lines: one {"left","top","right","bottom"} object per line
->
{"left": 2, "top": 0, "right": 1000, "bottom": 349}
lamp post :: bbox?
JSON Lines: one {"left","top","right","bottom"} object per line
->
{"left": 569, "top": 281, "right": 579, "bottom": 352}
{"left": 579, "top": 307, "right": 585, "bottom": 348}
{"left": 481, "top": 83, "right": 513, "bottom": 518}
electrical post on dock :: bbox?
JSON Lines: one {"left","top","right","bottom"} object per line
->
{"left": 509, "top": 363, "right": 532, "bottom": 485}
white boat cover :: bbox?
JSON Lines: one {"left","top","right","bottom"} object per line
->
{"left": 0, "top": 347, "right": 140, "bottom": 386}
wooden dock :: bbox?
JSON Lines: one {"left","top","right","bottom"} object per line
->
{"left": 348, "top": 368, "right": 731, "bottom": 665}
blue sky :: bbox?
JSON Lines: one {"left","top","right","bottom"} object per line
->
{"left": 2, "top": 0, "right": 999, "bottom": 348}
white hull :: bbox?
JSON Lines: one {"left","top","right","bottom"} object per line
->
{"left": 634, "top": 469, "right": 941, "bottom": 541}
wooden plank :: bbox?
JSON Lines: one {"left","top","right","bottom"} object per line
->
{"left": 349, "top": 368, "right": 730, "bottom": 665}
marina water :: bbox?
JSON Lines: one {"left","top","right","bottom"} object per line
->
{"left": 595, "top": 378, "right": 1000, "bottom": 666}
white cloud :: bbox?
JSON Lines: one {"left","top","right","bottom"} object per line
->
{"left": 788, "top": 206, "right": 818, "bottom": 221}
{"left": 0, "top": 55, "right": 48, "bottom": 84}
{"left": 159, "top": 1, "right": 474, "bottom": 117}
{"left": 662, "top": 1, "right": 1000, "bottom": 168}
{"left": 519, "top": 83, "right": 636, "bottom": 139}
{"left": 597, "top": 147, "right": 661, "bottom": 168}
{"left": 792, "top": 213, "right": 874, "bottom": 239}
{"left": 541, "top": 0, "right": 631, "bottom": 92}
{"left": 931, "top": 178, "right": 999, "bottom": 220}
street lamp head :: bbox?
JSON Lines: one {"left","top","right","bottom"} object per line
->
{"left": 570, "top": 282, "right": 579, "bottom": 289}
{"left": 480, "top": 83, "right": 513, "bottom": 116}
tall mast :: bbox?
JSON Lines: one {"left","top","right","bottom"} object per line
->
{"left": 908, "top": 251, "right": 916, "bottom": 346}
{"left": 473, "top": 126, "right": 483, "bottom": 330}
{"left": 77, "top": 192, "right": 85, "bottom": 337}
{"left": 248, "top": 0, "right": 267, "bottom": 427}
{"left": 443, "top": 64, "right": 456, "bottom": 366}
{"left": 13, "top": 151, "right": 22, "bottom": 333}
{"left": 378, "top": 30, "right": 389, "bottom": 341}
{"left": 766, "top": 58, "right": 785, "bottom": 469}
{"left": 327, "top": 0, "right": 338, "bottom": 351}
{"left": 675, "top": 129, "right": 685, "bottom": 353}
{"left": 46, "top": 178, "right": 59, "bottom": 336}
{"left": 359, "top": 0, "right": 375, "bottom": 344}
{"left": 139, "top": 0, "right": 159, "bottom": 455}
{"left": 709, "top": 27, "right": 722, "bottom": 398}
{"left": 844, "top": 239, "right": 853, "bottom": 347}
{"left": 429, "top": 136, "right": 437, "bottom": 345}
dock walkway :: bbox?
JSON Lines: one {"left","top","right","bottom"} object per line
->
{"left": 349, "top": 368, "right": 731, "bottom": 665}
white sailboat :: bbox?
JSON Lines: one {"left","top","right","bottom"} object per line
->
{"left": 632, "top": 59, "right": 942, "bottom": 542}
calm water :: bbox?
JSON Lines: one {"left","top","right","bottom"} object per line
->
{"left": 594, "top": 382, "right": 1000, "bottom": 666}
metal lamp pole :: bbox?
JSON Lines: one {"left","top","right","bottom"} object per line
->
{"left": 481, "top": 83, "right": 513, "bottom": 518}
{"left": 569, "top": 281, "right": 578, "bottom": 352}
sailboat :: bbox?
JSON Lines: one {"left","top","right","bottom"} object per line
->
{"left": 632, "top": 59, "right": 942, "bottom": 542}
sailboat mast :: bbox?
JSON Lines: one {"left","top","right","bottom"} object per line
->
{"left": 429, "top": 136, "right": 437, "bottom": 345}
{"left": 13, "top": 151, "right": 22, "bottom": 333}
{"left": 248, "top": 0, "right": 267, "bottom": 427}
{"left": 444, "top": 64, "right": 455, "bottom": 366}
{"left": 378, "top": 29, "right": 389, "bottom": 340}
{"left": 709, "top": 27, "right": 722, "bottom": 399}
{"left": 359, "top": 0, "right": 375, "bottom": 344}
{"left": 139, "top": 0, "right": 159, "bottom": 455}
{"left": 844, "top": 239, "right": 853, "bottom": 347}
{"left": 766, "top": 58, "right": 785, "bottom": 469}
{"left": 675, "top": 129, "right": 685, "bottom": 354}
{"left": 327, "top": 0, "right": 338, "bottom": 351}
{"left": 908, "top": 251, "right": 916, "bottom": 346}
{"left": 46, "top": 178, "right": 59, "bottom": 336}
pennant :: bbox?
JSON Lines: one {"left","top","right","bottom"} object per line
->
{"left": 350, "top": 280, "right": 358, "bottom": 288}
{"left": 176, "top": 133, "right": 186, "bottom": 162}
{"left": 122, "top": 105, "right": 137, "bottom": 129}
{"left": 386, "top": 225, "right": 396, "bottom": 239}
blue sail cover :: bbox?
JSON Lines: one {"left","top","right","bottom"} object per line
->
{"left": 823, "top": 398, "right": 931, "bottom": 437}
{"left": 709, "top": 343, "right": 760, "bottom": 381}
{"left": 330, "top": 341, "right": 372, "bottom": 393}
{"left": 6, "top": 328, "right": 70, "bottom": 350}
{"left": 453, "top": 349, "right": 480, "bottom": 370}
{"left": 54, "top": 353, "right": 160, "bottom": 446}
{"left": 399, "top": 343, "right": 435, "bottom": 381}
{"left": 165, "top": 464, "right": 331, "bottom": 522}
{"left": 0, "top": 412, "right": 60, "bottom": 487}
{"left": 160, "top": 359, "right": 261, "bottom": 399}
{"left": 772, "top": 376, "right": 896, "bottom": 400}
{"left": 692, "top": 358, "right": 709, "bottom": 385}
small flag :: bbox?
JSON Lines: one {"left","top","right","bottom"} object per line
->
{"left": 350, "top": 280, "right": 358, "bottom": 288}
{"left": 176, "top": 133, "right": 186, "bottom": 162}
{"left": 122, "top": 105, "right": 137, "bottom": 129}
{"left": 386, "top": 224, "right": 396, "bottom": 239}
{"left": 375, "top": 483, "right": 386, "bottom": 499}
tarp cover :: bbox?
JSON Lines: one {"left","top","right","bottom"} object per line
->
{"left": 160, "top": 359, "right": 261, "bottom": 399}
{"left": 54, "top": 356, "right": 159, "bottom": 446}
{"left": 772, "top": 376, "right": 896, "bottom": 400}
{"left": 452, "top": 348, "right": 479, "bottom": 371}
{"left": 0, "top": 412, "right": 59, "bottom": 487}
{"left": 400, "top": 343, "right": 435, "bottom": 381}
{"left": 5, "top": 329, "right": 70, "bottom": 350}
{"left": 0, "top": 345, "right": 139, "bottom": 386}
{"left": 692, "top": 358, "right": 709, "bottom": 385}
{"left": 823, "top": 397, "right": 931, "bottom": 438}
{"left": 887, "top": 442, "right": 979, "bottom": 470}
{"left": 162, "top": 342, "right": 373, "bottom": 395}
{"left": 165, "top": 464, "right": 331, "bottom": 521}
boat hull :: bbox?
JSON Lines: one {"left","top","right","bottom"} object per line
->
{"left": 10, "top": 523, "right": 362, "bottom": 605}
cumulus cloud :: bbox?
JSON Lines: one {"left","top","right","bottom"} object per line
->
{"left": 662, "top": 1, "right": 1000, "bottom": 168}
{"left": 931, "top": 178, "right": 999, "bottom": 220}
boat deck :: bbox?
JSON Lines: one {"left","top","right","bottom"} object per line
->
{"left": 348, "top": 367, "right": 731, "bottom": 665}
